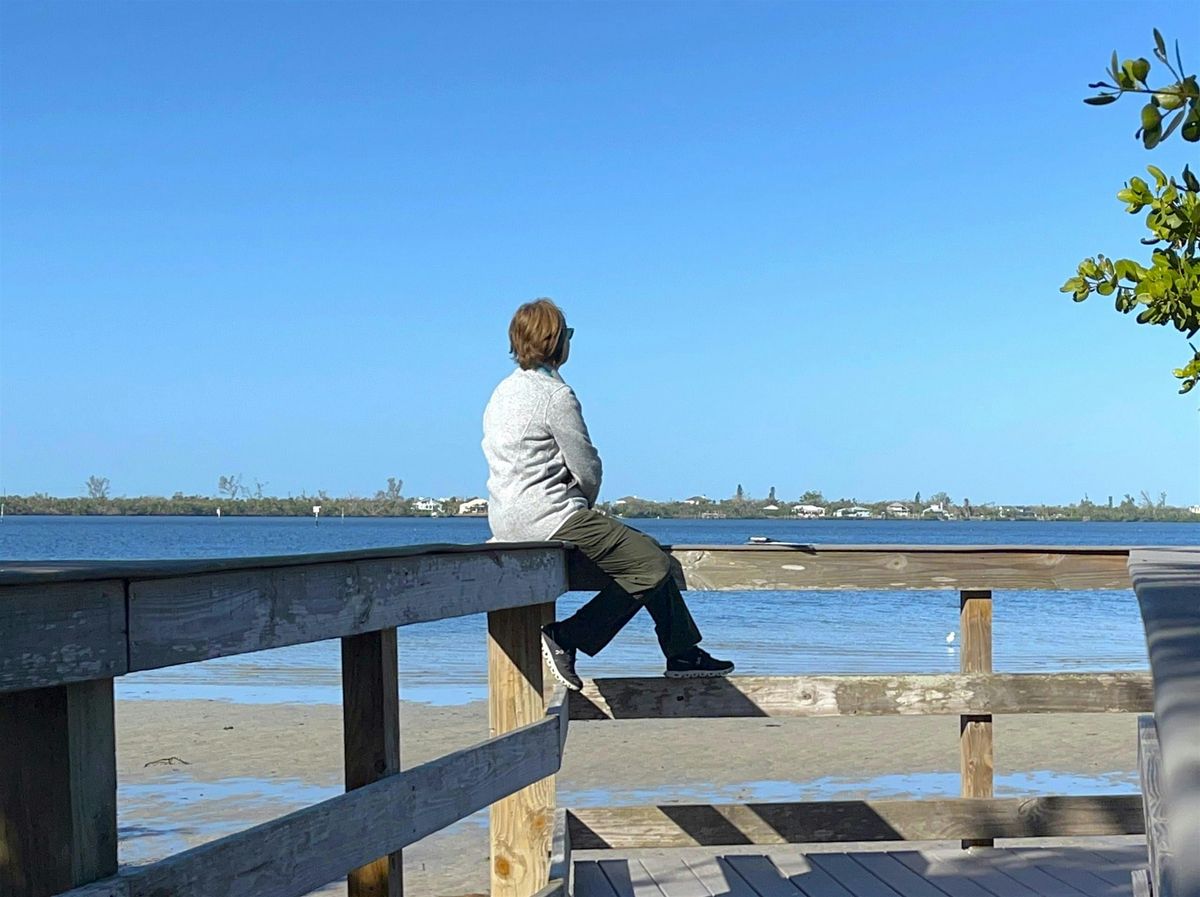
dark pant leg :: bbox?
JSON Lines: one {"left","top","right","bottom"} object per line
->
{"left": 551, "top": 509, "right": 702, "bottom": 658}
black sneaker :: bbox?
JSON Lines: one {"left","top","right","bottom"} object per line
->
{"left": 665, "top": 647, "right": 735, "bottom": 679}
{"left": 541, "top": 624, "right": 583, "bottom": 691}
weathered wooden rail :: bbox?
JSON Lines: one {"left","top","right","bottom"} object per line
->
{"left": 1, "top": 543, "right": 572, "bottom": 897}
{"left": 0, "top": 542, "right": 1188, "bottom": 897}
{"left": 1129, "top": 548, "right": 1200, "bottom": 897}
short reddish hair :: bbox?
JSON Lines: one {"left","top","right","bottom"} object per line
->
{"left": 508, "top": 298, "right": 567, "bottom": 369}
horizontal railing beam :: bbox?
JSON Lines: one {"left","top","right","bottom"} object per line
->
{"left": 127, "top": 546, "right": 568, "bottom": 671}
{"left": 569, "top": 545, "right": 1133, "bottom": 591}
{"left": 569, "top": 672, "right": 1153, "bottom": 719}
{"left": 0, "top": 580, "right": 127, "bottom": 693}
{"left": 567, "top": 795, "right": 1145, "bottom": 848}
{"left": 61, "top": 713, "right": 564, "bottom": 897}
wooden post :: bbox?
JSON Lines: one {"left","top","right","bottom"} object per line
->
{"left": 0, "top": 679, "right": 118, "bottom": 897}
{"left": 959, "top": 588, "right": 994, "bottom": 849}
{"left": 489, "top": 603, "right": 555, "bottom": 897}
{"left": 342, "top": 629, "right": 402, "bottom": 897}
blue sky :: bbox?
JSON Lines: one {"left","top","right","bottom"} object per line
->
{"left": 1, "top": 0, "right": 1197, "bottom": 505}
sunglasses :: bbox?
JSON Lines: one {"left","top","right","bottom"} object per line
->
{"left": 564, "top": 327, "right": 575, "bottom": 340}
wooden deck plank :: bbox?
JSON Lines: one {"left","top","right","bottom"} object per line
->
{"left": 598, "top": 859, "right": 668, "bottom": 897}
{"left": 1019, "top": 854, "right": 1131, "bottom": 897}
{"left": 575, "top": 861, "right": 621, "bottom": 897}
{"left": 680, "top": 855, "right": 762, "bottom": 897}
{"left": 851, "top": 852, "right": 960, "bottom": 897}
{"left": 974, "top": 853, "right": 1100, "bottom": 897}
{"left": 637, "top": 857, "right": 712, "bottom": 897}
{"left": 723, "top": 855, "right": 808, "bottom": 897}
{"left": 580, "top": 847, "right": 1139, "bottom": 897}
{"left": 892, "top": 849, "right": 1039, "bottom": 897}
{"left": 768, "top": 850, "right": 860, "bottom": 897}
{"left": 1008, "top": 849, "right": 1138, "bottom": 887}
{"left": 807, "top": 854, "right": 906, "bottom": 897}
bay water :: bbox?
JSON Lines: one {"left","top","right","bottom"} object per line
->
{"left": 3, "top": 515, "right": 1194, "bottom": 706}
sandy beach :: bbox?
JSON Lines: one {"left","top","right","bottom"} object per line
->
{"left": 114, "top": 698, "right": 1142, "bottom": 896}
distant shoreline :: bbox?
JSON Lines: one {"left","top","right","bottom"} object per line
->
{"left": 2, "top": 509, "right": 1198, "bottom": 524}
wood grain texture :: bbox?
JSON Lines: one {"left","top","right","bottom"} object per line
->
{"left": 1138, "top": 715, "right": 1171, "bottom": 897}
{"left": 70, "top": 715, "right": 560, "bottom": 897}
{"left": 566, "top": 796, "right": 1145, "bottom": 848}
{"left": 545, "top": 685, "right": 570, "bottom": 757}
{"left": 0, "top": 679, "right": 117, "bottom": 897}
{"left": 0, "top": 580, "right": 127, "bottom": 692}
{"left": 961, "top": 590, "right": 994, "bottom": 849}
{"left": 568, "top": 672, "right": 1153, "bottom": 719}
{"left": 1132, "top": 868, "right": 1152, "bottom": 897}
{"left": 1130, "top": 549, "right": 1200, "bottom": 897}
{"left": 549, "top": 809, "right": 571, "bottom": 895}
{"left": 569, "top": 546, "right": 1132, "bottom": 592}
{"left": 0, "top": 540, "right": 570, "bottom": 586}
{"left": 489, "top": 604, "right": 555, "bottom": 897}
{"left": 128, "top": 546, "right": 567, "bottom": 670}
{"left": 342, "top": 629, "right": 402, "bottom": 897}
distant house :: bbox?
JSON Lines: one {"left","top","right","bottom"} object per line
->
{"left": 761, "top": 504, "right": 780, "bottom": 512}
{"left": 885, "top": 503, "right": 911, "bottom": 518}
{"left": 413, "top": 498, "right": 444, "bottom": 513}
{"left": 457, "top": 497, "right": 488, "bottom": 516}
{"left": 793, "top": 504, "right": 826, "bottom": 518}
{"left": 1190, "top": 505, "right": 1200, "bottom": 515}
{"left": 921, "top": 503, "right": 953, "bottom": 519}
{"left": 833, "top": 506, "right": 872, "bottom": 519}
{"left": 682, "top": 495, "right": 713, "bottom": 506}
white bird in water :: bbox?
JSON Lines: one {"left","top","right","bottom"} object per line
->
{"left": 946, "top": 632, "right": 956, "bottom": 645}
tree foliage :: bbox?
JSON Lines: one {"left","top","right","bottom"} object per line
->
{"left": 1062, "top": 30, "right": 1200, "bottom": 393}
{"left": 85, "top": 475, "right": 110, "bottom": 500}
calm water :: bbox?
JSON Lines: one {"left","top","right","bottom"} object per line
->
{"left": 3, "top": 516, "right": 1196, "bottom": 704}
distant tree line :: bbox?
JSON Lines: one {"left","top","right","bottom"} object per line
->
{"left": 2, "top": 476, "right": 475, "bottom": 517}
{"left": 2, "top": 478, "right": 1196, "bottom": 522}
{"left": 598, "top": 485, "right": 1200, "bottom": 523}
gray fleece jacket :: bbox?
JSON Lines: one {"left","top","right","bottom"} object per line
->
{"left": 482, "top": 367, "right": 603, "bottom": 542}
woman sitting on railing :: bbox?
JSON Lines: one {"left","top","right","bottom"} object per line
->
{"left": 482, "top": 298, "right": 734, "bottom": 690}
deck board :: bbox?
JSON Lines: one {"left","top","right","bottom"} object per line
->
{"left": 575, "top": 846, "right": 1141, "bottom": 897}
{"left": 722, "top": 855, "right": 808, "bottom": 897}
{"left": 679, "top": 855, "right": 763, "bottom": 897}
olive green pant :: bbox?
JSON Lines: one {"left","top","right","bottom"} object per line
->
{"left": 550, "top": 509, "right": 702, "bottom": 659}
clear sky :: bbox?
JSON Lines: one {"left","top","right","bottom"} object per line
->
{"left": 1, "top": 0, "right": 1197, "bottom": 506}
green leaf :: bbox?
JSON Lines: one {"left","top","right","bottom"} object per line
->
{"left": 1154, "top": 28, "right": 1166, "bottom": 57}
{"left": 1141, "top": 103, "right": 1163, "bottom": 128}
{"left": 1157, "top": 87, "right": 1186, "bottom": 110}
{"left": 1111, "top": 50, "right": 1120, "bottom": 80}
{"left": 1097, "top": 280, "right": 1115, "bottom": 296}
{"left": 1147, "top": 164, "right": 1167, "bottom": 188}
{"left": 1084, "top": 95, "right": 1118, "bottom": 106}
{"left": 1132, "top": 57, "right": 1151, "bottom": 83}
{"left": 1162, "top": 107, "right": 1188, "bottom": 141}
{"left": 1183, "top": 166, "right": 1200, "bottom": 192}
{"left": 1183, "top": 104, "right": 1200, "bottom": 142}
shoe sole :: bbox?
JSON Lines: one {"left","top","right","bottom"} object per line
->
{"left": 540, "top": 635, "right": 582, "bottom": 691}
{"left": 664, "top": 668, "right": 734, "bottom": 679}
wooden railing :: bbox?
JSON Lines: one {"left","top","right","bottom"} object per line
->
{"left": 0, "top": 542, "right": 1175, "bottom": 897}
{"left": 0, "top": 543, "right": 572, "bottom": 897}
{"left": 563, "top": 544, "right": 1151, "bottom": 861}
{"left": 1129, "top": 549, "right": 1200, "bottom": 897}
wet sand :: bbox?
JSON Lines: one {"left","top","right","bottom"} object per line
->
{"left": 115, "top": 699, "right": 1141, "bottom": 896}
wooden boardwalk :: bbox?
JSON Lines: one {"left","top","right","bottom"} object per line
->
{"left": 573, "top": 842, "right": 1146, "bottom": 897}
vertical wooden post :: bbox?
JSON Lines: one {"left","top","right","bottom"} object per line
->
{"left": 959, "top": 588, "right": 994, "bottom": 849}
{"left": 342, "top": 629, "right": 402, "bottom": 897}
{"left": 489, "top": 603, "right": 555, "bottom": 897}
{"left": 0, "top": 679, "right": 118, "bottom": 897}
